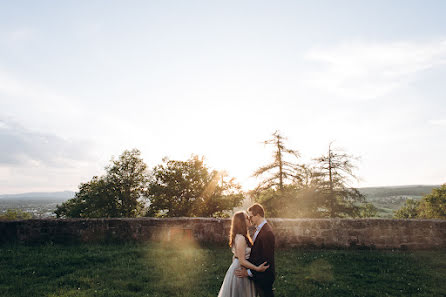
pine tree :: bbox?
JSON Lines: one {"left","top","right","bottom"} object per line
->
{"left": 253, "top": 131, "right": 303, "bottom": 192}
{"left": 314, "top": 142, "right": 365, "bottom": 218}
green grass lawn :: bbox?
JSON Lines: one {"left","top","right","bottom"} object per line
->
{"left": 1, "top": 242, "right": 445, "bottom": 297}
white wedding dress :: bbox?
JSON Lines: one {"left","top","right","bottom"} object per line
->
{"left": 217, "top": 234, "right": 256, "bottom": 297}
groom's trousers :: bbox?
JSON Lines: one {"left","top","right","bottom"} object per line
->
{"left": 256, "top": 283, "right": 274, "bottom": 297}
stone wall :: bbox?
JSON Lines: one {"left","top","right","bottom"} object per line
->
{"left": 1, "top": 218, "right": 445, "bottom": 249}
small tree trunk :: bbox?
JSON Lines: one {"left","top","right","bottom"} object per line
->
{"left": 328, "top": 145, "right": 334, "bottom": 218}
{"left": 275, "top": 134, "right": 284, "bottom": 191}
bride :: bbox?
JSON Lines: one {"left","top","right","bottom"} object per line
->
{"left": 218, "top": 211, "right": 269, "bottom": 297}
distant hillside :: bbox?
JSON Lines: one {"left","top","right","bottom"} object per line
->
{"left": 0, "top": 191, "right": 75, "bottom": 201}
{"left": 0, "top": 186, "right": 442, "bottom": 218}
{"left": 359, "top": 185, "right": 439, "bottom": 199}
{"left": 359, "top": 185, "right": 440, "bottom": 218}
{"left": 0, "top": 191, "right": 75, "bottom": 218}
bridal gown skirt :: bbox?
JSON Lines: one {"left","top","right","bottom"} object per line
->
{"left": 218, "top": 258, "right": 256, "bottom": 297}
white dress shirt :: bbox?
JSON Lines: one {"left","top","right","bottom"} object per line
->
{"left": 252, "top": 219, "right": 267, "bottom": 242}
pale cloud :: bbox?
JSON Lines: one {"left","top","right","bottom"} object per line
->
{"left": 73, "top": 22, "right": 104, "bottom": 39}
{"left": 0, "top": 117, "right": 102, "bottom": 193}
{"left": 0, "top": 70, "right": 78, "bottom": 110}
{"left": 0, "top": 118, "right": 93, "bottom": 167}
{"left": 0, "top": 161, "right": 103, "bottom": 194}
{"left": 429, "top": 119, "right": 446, "bottom": 126}
{"left": 0, "top": 27, "right": 36, "bottom": 46}
{"left": 8, "top": 28, "right": 35, "bottom": 43}
{"left": 0, "top": 113, "right": 107, "bottom": 193}
{"left": 0, "top": 70, "right": 94, "bottom": 138}
{"left": 304, "top": 40, "right": 446, "bottom": 100}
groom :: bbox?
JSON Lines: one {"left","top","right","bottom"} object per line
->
{"left": 235, "top": 203, "right": 275, "bottom": 297}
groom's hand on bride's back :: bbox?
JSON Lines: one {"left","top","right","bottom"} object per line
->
{"left": 257, "top": 262, "right": 270, "bottom": 272}
{"left": 235, "top": 267, "right": 248, "bottom": 278}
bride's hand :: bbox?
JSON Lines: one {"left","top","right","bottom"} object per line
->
{"left": 256, "top": 262, "right": 270, "bottom": 272}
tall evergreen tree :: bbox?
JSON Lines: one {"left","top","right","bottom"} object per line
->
{"left": 253, "top": 131, "right": 303, "bottom": 192}
{"left": 314, "top": 142, "right": 365, "bottom": 218}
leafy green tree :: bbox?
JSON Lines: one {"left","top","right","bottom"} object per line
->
{"left": 313, "top": 142, "right": 365, "bottom": 218}
{"left": 106, "top": 149, "right": 149, "bottom": 217}
{"left": 418, "top": 184, "right": 446, "bottom": 219}
{"left": 393, "top": 184, "right": 446, "bottom": 219}
{"left": 55, "top": 149, "right": 149, "bottom": 218}
{"left": 146, "top": 156, "right": 243, "bottom": 217}
{"left": 253, "top": 185, "right": 324, "bottom": 218}
{"left": 252, "top": 187, "right": 290, "bottom": 218}
{"left": 252, "top": 163, "right": 331, "bottom": 218}
{"left": 55, "top": 176, "right": 120, "bottom": 218}
{"left": 358, "top": 202, "right": 378, "bottom": 218}
{"left": 0, "top": 209, "right": 33, "bottom": 220}
{"left": 394, "top": 199, "right": 420, "bottom": 219}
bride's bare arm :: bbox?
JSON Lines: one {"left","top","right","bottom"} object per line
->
{"left": 235, "top": 235, "right": 269, "bottom": 272}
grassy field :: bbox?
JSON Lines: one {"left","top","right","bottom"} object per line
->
{"left": 1, "top": 242, "right": 445, "bottom": 297}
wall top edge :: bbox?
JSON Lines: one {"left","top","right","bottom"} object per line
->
{"left": 1, "top": 217, "right": 445, "bottom": 223}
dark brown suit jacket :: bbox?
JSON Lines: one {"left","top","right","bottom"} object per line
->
{"left": 248, "top": 222, "right": 275, "bottom": 288}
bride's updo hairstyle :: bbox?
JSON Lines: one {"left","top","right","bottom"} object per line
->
{"left": 229, "top": 211, "right": 253, "bottom": 248}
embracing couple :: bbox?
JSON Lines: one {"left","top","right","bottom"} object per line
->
{"left": 218, "top": 203, "right": 275, "bottom": 297}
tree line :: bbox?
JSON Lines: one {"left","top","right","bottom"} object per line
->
{"left": 55, "top": 150, "right": 245, "bottom": 218}
{"left": 394, "top": 184, "right": 446, "bottom": 219}
{"left": 54, "top": 131, "right": 445, "bottom": 219}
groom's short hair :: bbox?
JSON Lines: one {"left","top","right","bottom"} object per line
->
{"left": 248, "top": 203, "right": 265, "bottom": 217}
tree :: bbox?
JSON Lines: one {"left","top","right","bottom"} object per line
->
{"left": 358, "top": 202, "right": 378, "bottom": 218}
{"left": 106, "top": 149, "right": 149, "bottom": 217}
{"left": 252, "top": 139, "right": 372, "bottom": 219}
{"left": 313, "top": 142, "right": 365, "bottom": 218}
{"left": 55, "top": 176, "right": 120, "bottom": 218}
{"left": 394, "top": 199, "right": 420, "bottom": 219}
{"left": 417, "top": 184, "right": 446, "bottom": 219}
{"left": 252, "top": 184, "right": 325, "bottom": 218}
{"left": 251, "top": 132, "right": 330, "bottom": 218}
{"left": 0, "top": 209, "right": 33, "bottom": 220}
{"left": 55, "top": 149, "right": 149, "bottom": 218}
{"left": 253, "top": 131, "right": 303, "bottom": 192}
{"left": 393, "top": 184, "right": 446, "bottom": 219}
{"left": 146, "top": 156, "right": 243, "bottom": 217}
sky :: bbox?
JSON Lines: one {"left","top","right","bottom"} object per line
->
{"left": 1, "top": 0, "right": 445, "bottom": 194}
